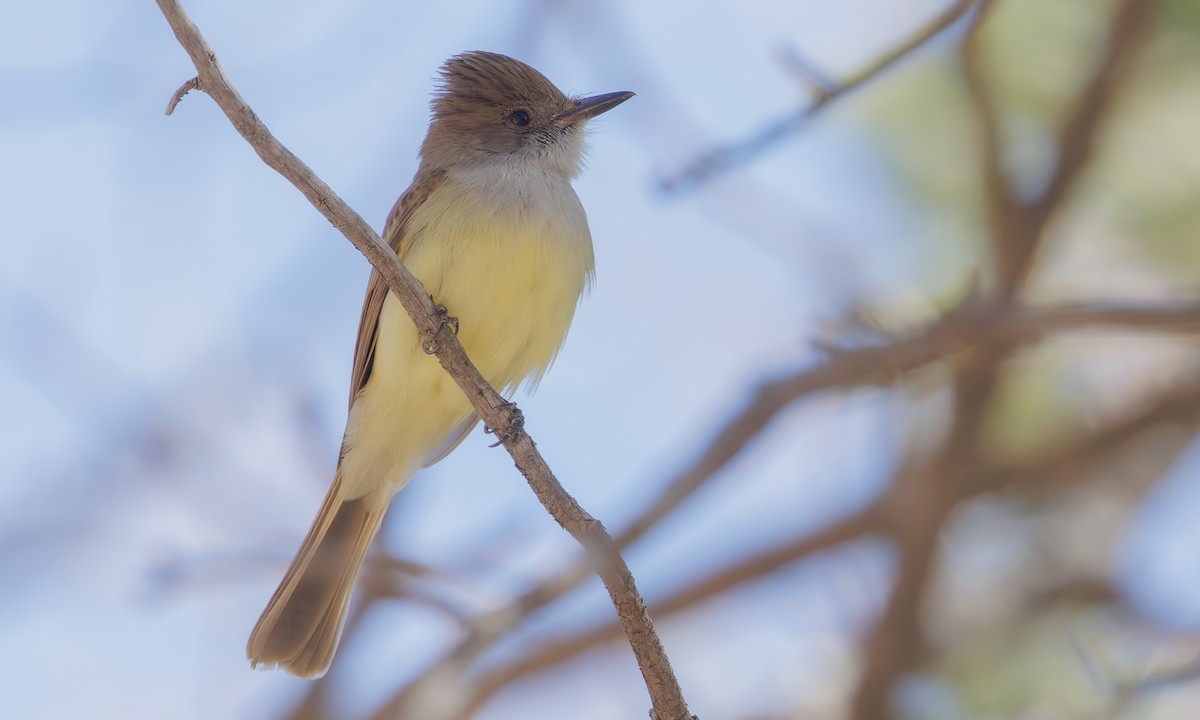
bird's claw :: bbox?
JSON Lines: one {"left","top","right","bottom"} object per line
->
{"left": 484, "top": 399, "right": 525, "bottom": 447}
{"left": 421, "top": 304, "right": 459, "bottom": 354}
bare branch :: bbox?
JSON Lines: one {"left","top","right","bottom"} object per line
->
{"left": 1031, "top": 0, "right": 1159, "bottom": 232}
{"left": 661, "top": 0, "right": 984, "bottom": 192}
{"left": 852, "top": 376, "right": 992, "bottom": 719}
{"left": 965, "top": 0, "right": 1159, "bottom": 299}
{"left": 164, "top": 76, "right": 200, "bottom": 115}
{"left": 976, "top": 375, "right": 1200, "bottom": 497}
{"left": 996, "top": 300, "right": 1200, "bottom": 337}
{"left": 459, "top": 507, "right": 885, "bottom": 718}
{"left": 960, "top": 0, "right": 1012, "bottom": 289}
{"left": 152, "top": 1, "right": 691, "bottom": 716}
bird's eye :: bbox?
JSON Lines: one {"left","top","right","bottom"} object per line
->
{"left": 509, "top": 110, "right": 531, "bottom": 127}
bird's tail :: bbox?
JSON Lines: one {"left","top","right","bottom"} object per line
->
{"left": 246, "top": 470, "right": 387, "bottom": 679}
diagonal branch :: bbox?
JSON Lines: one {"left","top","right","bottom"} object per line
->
{"left": 853, "top": 352, "right": 1000, "bottom": 720}
{"left": 976, "top": 375, "right": 1200, "bottom": 496}
{"left": 456, "top": 506, "right": 885, "bottom": 719}
{"left": 1030, "top": 0, "right": 1158, "bottom": 232}
{"left": 661, "top": 0, "right": 985, "bottom": 192}
{"left": 965, "top": 0, "right": 1159, "bottom": 299}
{"left": 151, "top": 1, "right": 691, "bottom": 717}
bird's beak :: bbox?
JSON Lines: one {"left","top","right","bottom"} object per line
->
{"left": 554, "top": 90, "right": 635, "bottom": 127}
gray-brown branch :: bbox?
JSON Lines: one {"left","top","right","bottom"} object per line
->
{"left": 152, "top": 1, "right": 691, "bottom": 717}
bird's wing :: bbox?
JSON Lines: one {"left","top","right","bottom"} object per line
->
{"left": 421, "top": 415, "right": 481, "bottom": 467}
{"left": 346, "top": 169, "right": 446, "bottom": 409}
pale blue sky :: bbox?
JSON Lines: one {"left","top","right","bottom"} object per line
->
{"left": 2, "top": 1, "right": 1197, "bottom": 718}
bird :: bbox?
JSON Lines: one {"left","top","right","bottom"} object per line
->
{"left": 246, "top": 51, "right": 633, "bottom": 678}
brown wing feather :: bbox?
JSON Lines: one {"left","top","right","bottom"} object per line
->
{"left": 347, "top": 169, "right": 446, "bottom": 408}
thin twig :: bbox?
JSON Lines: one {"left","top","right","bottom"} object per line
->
{"left": 960, "top": 0, "right": 1012, "bottom": 288}
{"left": 152, "top": 1, "right": 691, "bottom": 717}
{"left": 165, "top": 76, "right": 200, "bottom": 115}
{"left": 661, "top": 0, "right": 983, "bottom": 192}
{"left": 966, "top": 0, "right": 1159, "bottom": 298}
{"left": 1028, "top": 0, "right": 1158, "bottom": 237}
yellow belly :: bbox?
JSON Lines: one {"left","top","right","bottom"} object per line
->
{"left": 339, "top": 175, "right": 594, "bottom": 499}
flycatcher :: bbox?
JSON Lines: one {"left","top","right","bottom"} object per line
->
{"left": 246, "top": 51, "right": 633, "bottom": 678}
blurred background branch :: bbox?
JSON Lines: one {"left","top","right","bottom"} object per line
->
{"left": 7, "top": 0, "right": 1200, "bottom": 719}
{"left": 659, "top": 0, "right": 985, "bottom": 192}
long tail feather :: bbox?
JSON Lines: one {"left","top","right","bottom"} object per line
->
{"left": 247, "top": 472, "right": 386, "bottom": 679}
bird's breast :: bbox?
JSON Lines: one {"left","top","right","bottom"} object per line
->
{"left": 339, "top": 170, "right": 595, "bottom": 496}
{"left": 398, "top": 172, "right": 595, "bottom": 392}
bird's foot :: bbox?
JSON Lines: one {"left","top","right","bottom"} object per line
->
{"left": 484, "top": 399, "right": 525, "bottom": 447}
{"left": 421, "top": 304, "right": 460, "bottom": 354}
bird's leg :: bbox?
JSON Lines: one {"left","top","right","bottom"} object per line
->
{"left": 484, "top": 398, "right": 525, "bottom": 447}
{"left": 421, "top": 303, "right": 460, "bottom": 354}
